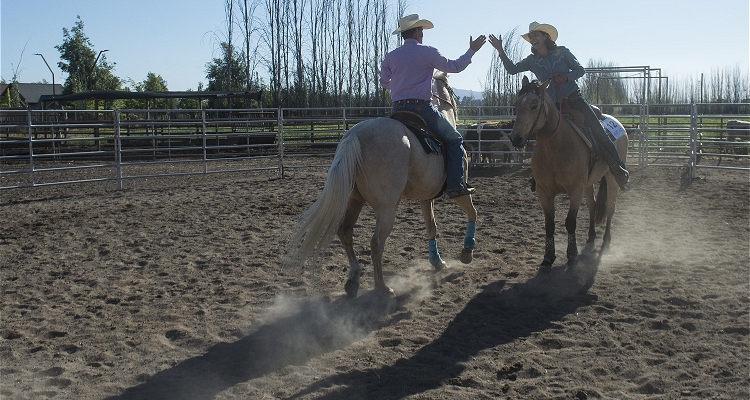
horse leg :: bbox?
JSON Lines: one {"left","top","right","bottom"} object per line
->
{"left": 451, "top": 195, "right": 478, "bottom": 264}
{"left": 338, "top": 197, "right": 365, "bottom": 298}
{"left": 371, "top": 205, "right": 397, "bottom": 296}
{"left": 538, "top": 191, "right": 556, "bottom": 272}
{"left": 419, "top": 199, "right": 447, "bottom": 269}
{"left": 583, "top": 184, "right": 597, "bottom": 254}
{"left": 565, "top": 191, "right": 584, "bottom": 267}
{"left": 601, "top": 177, "right": 620, "bottom": 254}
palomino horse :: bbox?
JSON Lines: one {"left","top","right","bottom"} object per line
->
{"left": 285, "top": 71, "right": 477, "bottom": 298}
{"left": 510, "top": 77, "right": 628, "bottom": 270}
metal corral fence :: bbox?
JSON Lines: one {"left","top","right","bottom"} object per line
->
{"left": 1, "top": 104, "right": 748, "bottom": 190}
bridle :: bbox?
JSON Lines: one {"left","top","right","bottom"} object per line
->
{"left": 524, "top": 84, "right": 564, "bottom": 148}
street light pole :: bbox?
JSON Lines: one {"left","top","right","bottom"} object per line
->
{"left": 34, "top": 53, "right": 56, "bottom": 96}
{"left": 89, "top": 49, "right": 109, "bottom": 91}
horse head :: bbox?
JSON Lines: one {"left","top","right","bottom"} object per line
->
{"left": 432, "top": 71, "right": 458, "bottom": 126}
{"left": 510, "top": 75, "right": 551, "bottom": 148}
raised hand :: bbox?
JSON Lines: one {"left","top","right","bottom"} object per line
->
{"left": 488, "top": 34, "right": 504, "bottom": 52}
{"left": 470, "top": 35, "right": 486, "bottom": 51}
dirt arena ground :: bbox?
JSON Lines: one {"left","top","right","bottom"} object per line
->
{"left": 1, "top": 159, "right": 748, "bottom": 399}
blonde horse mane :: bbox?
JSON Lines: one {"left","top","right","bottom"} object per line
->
{"left": 432, "top": 71, "right": 457, "bottom": 125}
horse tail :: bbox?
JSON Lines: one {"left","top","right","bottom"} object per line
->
{"left": 594, "top": 176, "right": 608, "bottom": 224}
{"left": 283, "top": 134, "right": 362, "bottom": 275}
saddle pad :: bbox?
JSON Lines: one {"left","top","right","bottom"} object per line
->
{"left": 601, "top": 116, "right": 627, "bottom": 141}
{"left": 564, "top": 115, "right": 593, "bottom": 149}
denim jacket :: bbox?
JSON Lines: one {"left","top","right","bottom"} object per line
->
{"left": 500, "top": 46, "right": 585, "bottom": 100}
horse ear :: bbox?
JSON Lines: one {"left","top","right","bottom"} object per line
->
{"left": 522, "top": 75, "right": 530, "bottom": 86}
{"left": 540, "top": 79, "right": 551, "bottom": 93}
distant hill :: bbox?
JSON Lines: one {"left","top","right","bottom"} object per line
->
{"left": 453, "top": 88, "right": 484, "bottom": 101}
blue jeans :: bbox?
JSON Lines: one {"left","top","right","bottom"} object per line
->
{"left": 393, "top": 102, "right": 467, "bottom": 191}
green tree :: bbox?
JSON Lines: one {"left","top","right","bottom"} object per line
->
{"left": 55, "top": 16, "right": 120, "bottom": 98}
{"left": 205, "top": 42, "right": 248, "bottom": 107}
{"left": 123, "top": 72, "right": 173, "bottom": 109}
{"left": 206, "top": 42, "right": 247, "bottom": 91}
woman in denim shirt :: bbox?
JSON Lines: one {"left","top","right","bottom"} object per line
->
{"left": 489, "top": 22, "right": 629, "bottom": 189}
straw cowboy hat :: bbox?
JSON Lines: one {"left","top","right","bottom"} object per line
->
{"left": 392, "top": 14, "right": 434, "bottom": 35}
{"left": 521, "top": 21, "right": 558, "bottom": 42}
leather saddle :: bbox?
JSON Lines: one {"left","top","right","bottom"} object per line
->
{"left": 559, "top": 100, "right": 605, "bottom": 175}
{"left": 390, "top": 111, "right": 446, "bottom": 156}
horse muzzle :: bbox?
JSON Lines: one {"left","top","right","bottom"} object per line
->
{"left": 511, "top": 135, "right": 527, "bottom": 149}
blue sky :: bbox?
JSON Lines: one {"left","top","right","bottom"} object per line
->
{"left": 2, "top": 0, "right": 748, "bottom": 92}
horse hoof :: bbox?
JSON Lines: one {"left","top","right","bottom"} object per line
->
{"left": 538, "top": 264, "right": 552, "bottom": 274}
{"left": 344, "top": 279, "right": 359, "bottom": 299}
{"left": 376, "top": 285, "right": 395, "bottom": 297}
{"left": 434, "top": 261, "right": 448, "bottom": 271}
{"left": 459, "top": 248, "right": 473, "bottom": 264}
{"left": 582, "top": 243, "right": 596, "bottom": 254}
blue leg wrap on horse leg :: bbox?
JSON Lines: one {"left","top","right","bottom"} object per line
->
{"left": 428, "top": 239, "right": 444, "bottom": 267}
{"left": 463, "top": 221, "right": 476, "bottom": 249}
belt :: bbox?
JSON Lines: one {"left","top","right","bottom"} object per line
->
{"left": 393, "top": 99, "right": 431, "bottom": 105}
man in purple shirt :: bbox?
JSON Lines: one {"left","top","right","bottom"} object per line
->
{"left": 380, "top": 14, "right": 486, "bottom": 199}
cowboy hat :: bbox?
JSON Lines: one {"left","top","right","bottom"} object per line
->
{"left": 521, "top": 21, "right": 558, "bottom": 42}
{"left": 392, "top": 14, "right": 434, "bottom": 35}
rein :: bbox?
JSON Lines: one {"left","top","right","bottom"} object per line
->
{"left": 528, "top": 83, "right": 564, "bottom": 148}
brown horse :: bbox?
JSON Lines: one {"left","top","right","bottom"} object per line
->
{"left": 510, "top": 77, "right": 628, "bottom": 270}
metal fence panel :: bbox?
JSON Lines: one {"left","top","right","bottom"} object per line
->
{"left": 1, "top": 104, "right": 748, "bottom": 190}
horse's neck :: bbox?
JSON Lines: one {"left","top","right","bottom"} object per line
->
{"left": 537, "top": 97, "right": 563, "bottom": 140}
{"left": 434, "top": 86, "right": 456, "bottom": 127}
{"left": 440, "top": 106, "right": 456, "bottom": 127}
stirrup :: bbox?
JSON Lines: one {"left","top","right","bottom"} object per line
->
{"left": 446, "top": 186, "right": 475, "bottom": 199}
{"left": 611, "top": 165, "right": 629, "bottom": 189}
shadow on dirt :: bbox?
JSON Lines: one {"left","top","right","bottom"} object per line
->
{"left": 110, "top": 255, "right": 599, "bottom": 400}
{"left": 108, "top": 290, "right": 411, "bottom": 400}
{"left": 291, "top": 254, "right": 600, "bottom": 399}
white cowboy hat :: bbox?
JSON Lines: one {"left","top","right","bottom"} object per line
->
{"left": 521, "top": 21, "right": 558, "bottom": 43}
{"left": 392, "top": 14, "right": 434, "bottom": 35}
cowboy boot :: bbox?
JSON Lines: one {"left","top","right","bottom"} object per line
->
{"left": 569, "top": 96, "right": 629, "bottom": 189}
{"left": 593, "top": 129, "right": 629, "bottom": 189}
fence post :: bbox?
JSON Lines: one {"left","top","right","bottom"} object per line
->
{"left": 688, "top": 103, "right": 698, "bottom": 179}
{"left": 278, "top": 107, "right": 285, "bottom": 178}
{"left": 201, "top": 109, "right": 207, "bottom": 174}
{"left": 342, "top": 107, "right": 347, "bottom": 135}
{"left": 27, "top": 109, "right": 35, "bottom": 186}
{"left": 115, "top": 110, "right": 123, "bottom": 190}
{"left": 640, "top": 102, "right": 648, "bottom": 173}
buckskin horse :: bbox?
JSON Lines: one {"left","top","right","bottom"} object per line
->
{"left": 510, "top": 76, "right": 628, "bottom": 271}
{"left": 284, "top": 72, "right": 477, "bottom": 298}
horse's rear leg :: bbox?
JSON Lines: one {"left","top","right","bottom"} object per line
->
{"left": 601, "top": 177, "right": 620, "bottom": 253}
{"left": 338, "top": 197, "right": 365, "bottom": 299}
{"left": 451, "top": 195, "right": 478, "bottom": 264}
{"left": 565, "top": 204, "right": 580, "bottom": 266}
{"left": 583, "top": 185, "right": 597, "bottom": 254}
{"left": 371, "top": 206, "right": 397, "bottom": 296}
{"left": 419, "top": 199, "right": 447, "bottom": 269}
